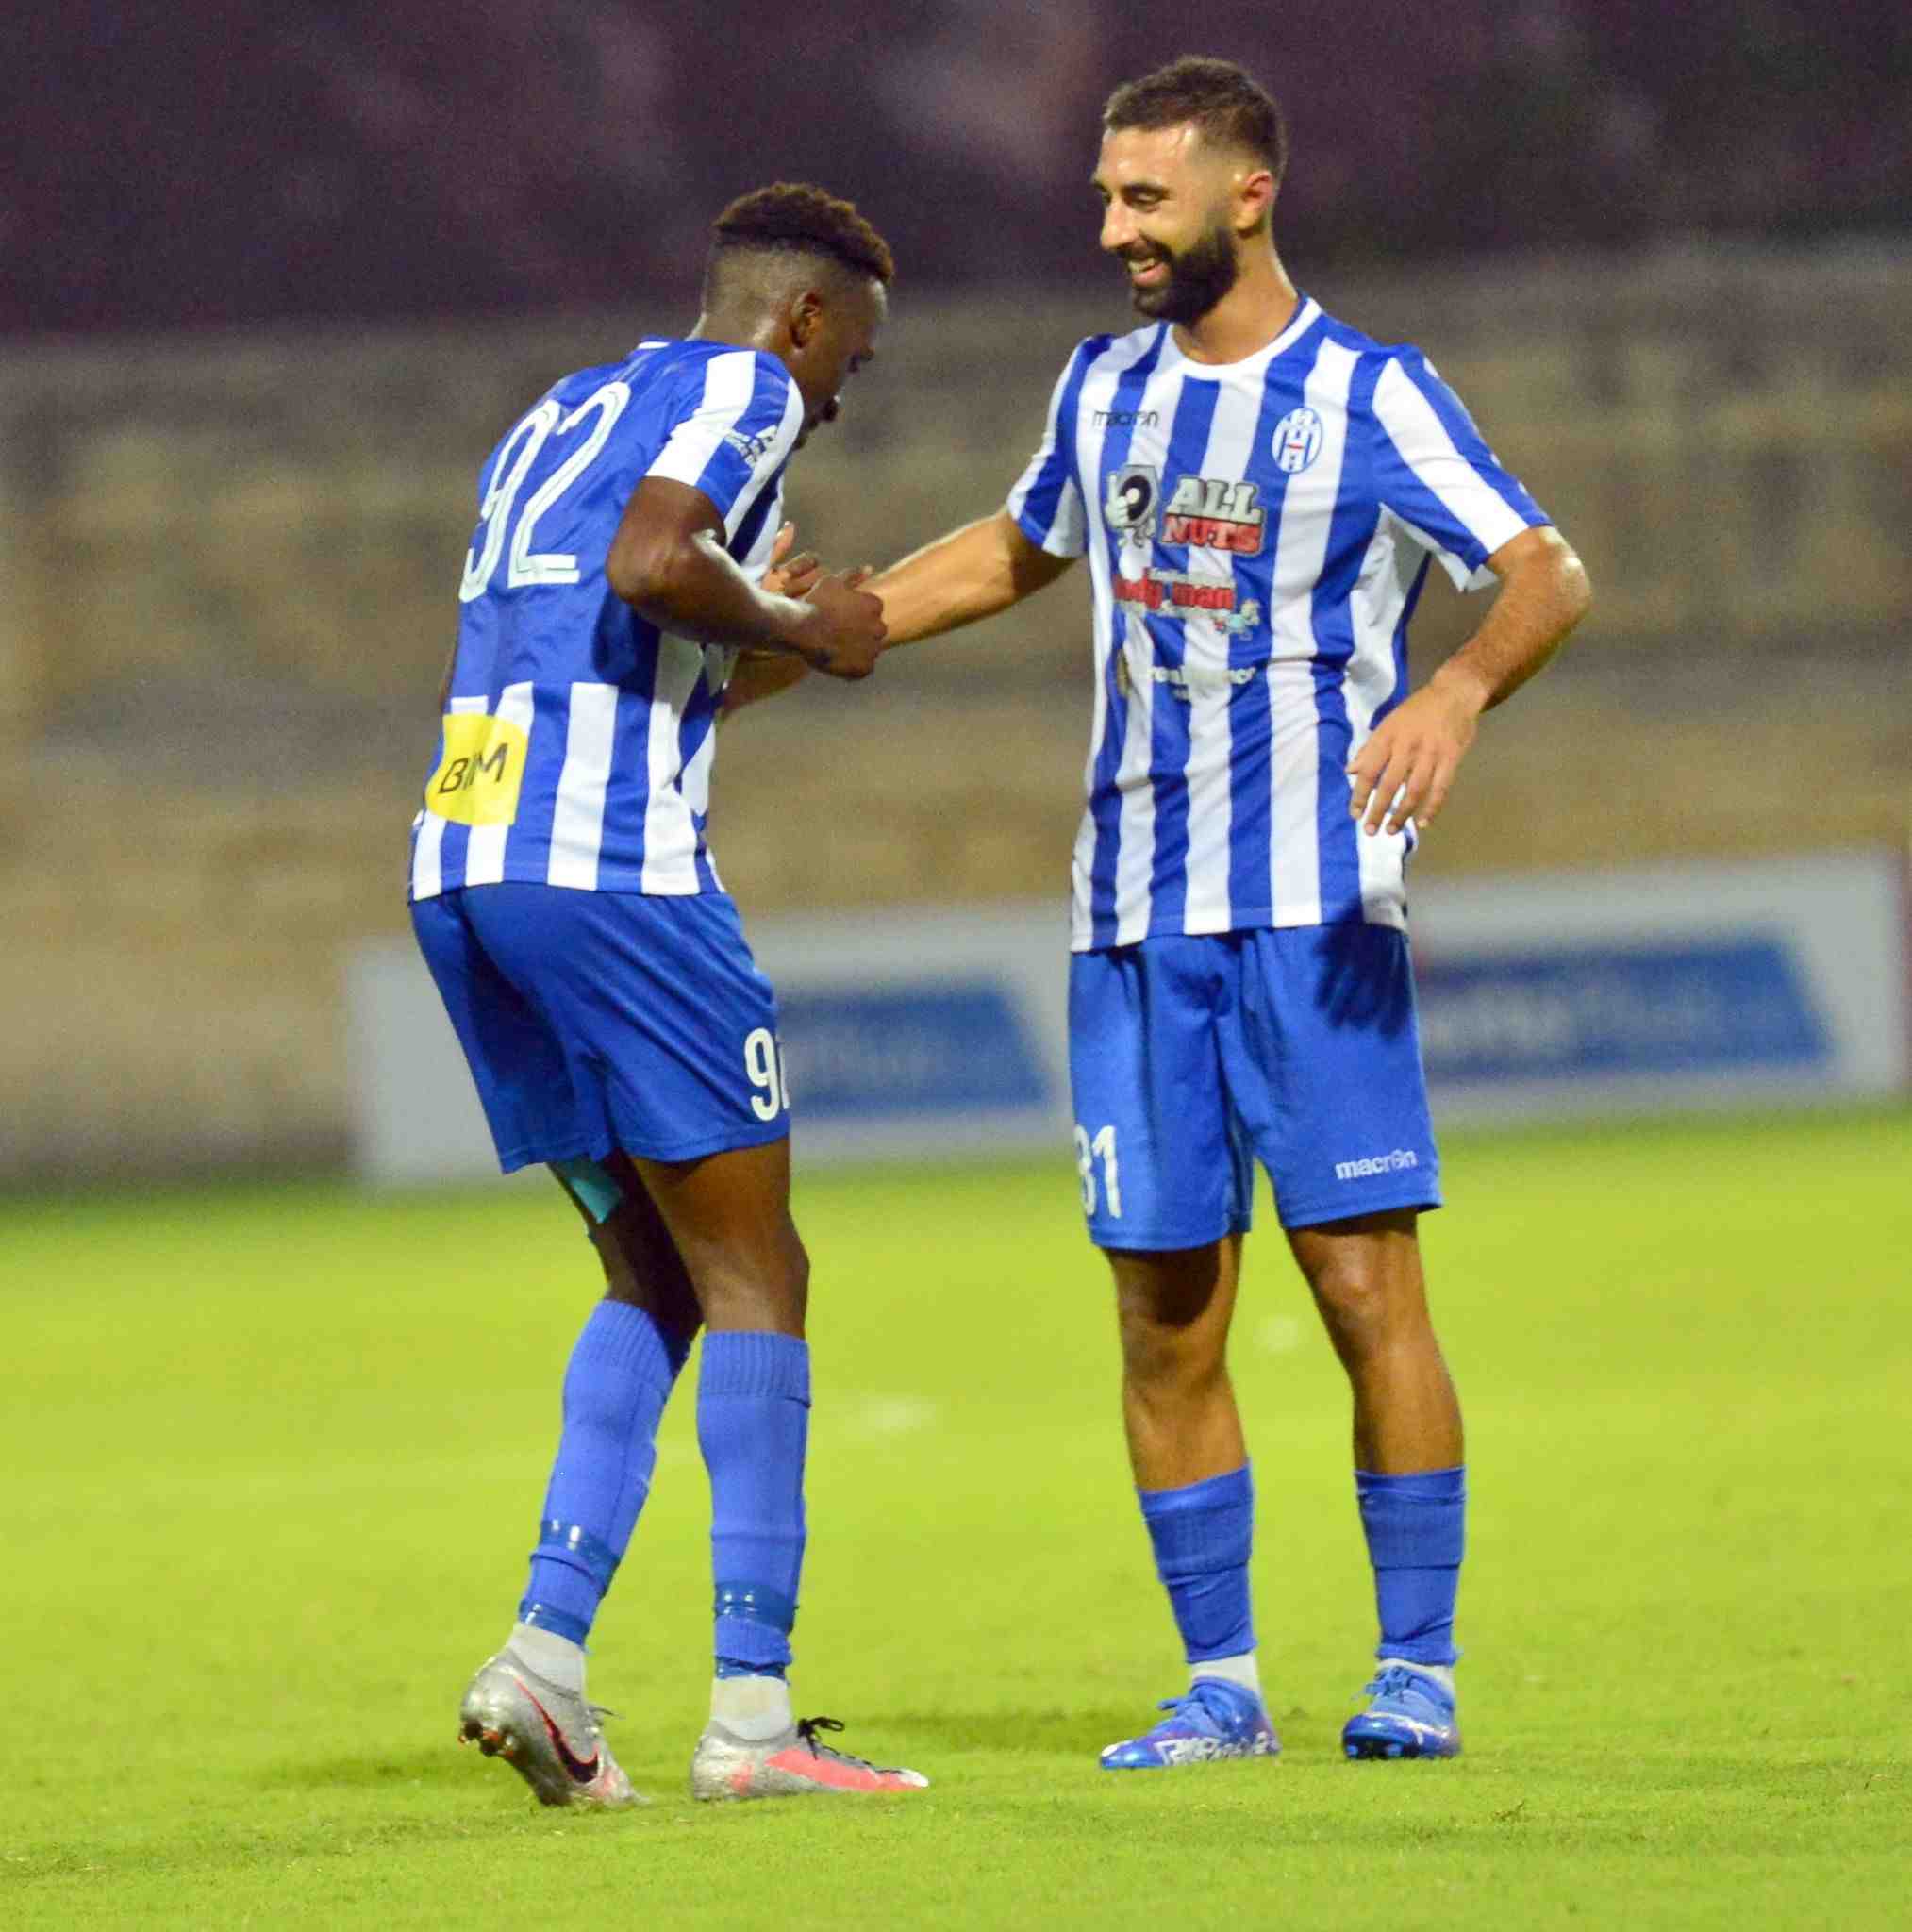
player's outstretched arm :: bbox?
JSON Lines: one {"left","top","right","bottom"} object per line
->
{"left": 867, "top": 510, "right": 1076, "bottom": 649}
{"left": 1346, "top": 525, "right": 1591, "bottom": 837}
{"left": 607, "top": 478, "right": 886, "bottom": 680}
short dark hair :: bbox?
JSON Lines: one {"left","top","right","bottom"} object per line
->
{"left": 709, "top": 182, "right": 894, "bottom": 287}
{"left": 1104, "top": 57, "right": 1288, "bottom": 186}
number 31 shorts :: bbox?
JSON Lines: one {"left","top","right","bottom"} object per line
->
{"left": 1067, "top": 924, "right": 1441, "bottom": 1249}
{"left": 409, "top": 882, "right": 789, "bottom": 1171}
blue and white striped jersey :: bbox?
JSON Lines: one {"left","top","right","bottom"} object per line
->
{"left": 409, "top": 337, "right": 804, "bottom": 902}
{"left": 1007, "top": 298, "right": 1550, "bottom": 951}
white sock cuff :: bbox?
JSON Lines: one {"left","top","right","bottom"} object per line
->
{"left": 509, "top": 1622, "right": 587, "bottom": 1694}
{"left": 1190, "top": 1652, "right": 1261, "bottom": 1695}
{"left": 709, "top": 1673, "right": 793, "bottom": 1741}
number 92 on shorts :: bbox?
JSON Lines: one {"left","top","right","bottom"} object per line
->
{"left": 410, "top": 881, "right": 790, "bottom": 1171}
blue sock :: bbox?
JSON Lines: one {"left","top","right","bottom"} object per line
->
{"left": 518, "top": 1300, "right": 688, "bottom": 1646}
{"left": 698, "top": 1331, "right": 809, "bottom": 1679}
{"left": 1355, "top": 1465, "right": 1466, "bottom": 1667}
{"left": 1139, "top": 1464, "right": 1255, "bottom": 1665}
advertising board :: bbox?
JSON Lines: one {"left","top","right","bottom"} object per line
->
{"left": 348, "top": 850, "right": 1908, "bottom": 1182}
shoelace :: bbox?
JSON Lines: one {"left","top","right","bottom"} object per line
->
{"left": 1151, "top": 1683, "right": 1239, "bottom": 1730}
{"left": 1363, "top": 1665, "right": 1435, "bottom": 1704}
{"left": 795, "top": 1715, "right": 896, "bottom": 1773}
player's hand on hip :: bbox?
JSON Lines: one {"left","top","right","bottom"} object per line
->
{"left": 797, "top": 569, "right": 887, "bottom": 679}
{"left": 1346, "top": 679, "right": 1482, "bottom": 836}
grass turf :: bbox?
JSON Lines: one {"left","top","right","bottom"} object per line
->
{"left": 5, "top": 1107, "right": 1909, "bottom": 1927}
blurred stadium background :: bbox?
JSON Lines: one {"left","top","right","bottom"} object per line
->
{"left": 2, "top": 0, "right": 1907, "bottom": 1174}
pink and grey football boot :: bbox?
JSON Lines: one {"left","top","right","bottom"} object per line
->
{"left": 690, "top": 1714, "right": 928, "bottom": 1801}
{"left": 457, "top": 1648, "right": 645, "bottom": 1807}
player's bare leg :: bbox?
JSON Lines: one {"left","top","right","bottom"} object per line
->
{"left": 1288, "top": 1210, "right": 1461, "bottom": 1474}
{"left": 1109, "top": 1236, "right": 1246, "bottom": 1491}
{"left": 629, "top": 1137, "right": 925, "bottom": 1798}
{"left": 627, "top": 1137, "right": 809, "bottom": 1338}
{"left": 1289, "top": 1208, "right": 1465, "bottom": 1758}
{"left": 1100, "top": 1236, "right": 1278, "bottom": 1769}
{"left": 566, "top": 1150, "right": 704, "bottom": 1347}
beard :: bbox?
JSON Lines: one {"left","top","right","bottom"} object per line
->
{"left": 1125, "top": 220, "right": 1240, "bottom": 325}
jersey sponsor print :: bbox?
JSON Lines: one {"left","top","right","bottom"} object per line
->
{"left": 410, "top": 339, "right": 805, "bottom": 902}
{"left": 1006, "top": 298, "right": 1550, "bottom": 951}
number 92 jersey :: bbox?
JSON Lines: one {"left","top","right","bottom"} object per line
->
{"left": 1007, "top": 298, "right": 1552, "bottom": 952}
{"left": 409, "top": 338, "right": 804, "bottom": 904}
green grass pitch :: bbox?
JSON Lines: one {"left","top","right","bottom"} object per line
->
{"left": 7, "top": 1107, "right": 1909, "bottom": 1928}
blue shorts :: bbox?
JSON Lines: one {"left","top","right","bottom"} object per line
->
{"left": 410, "top": 883, "right": 789, "bottom": 1171}
{"left": 1068, "top": 924, "right": 1440, "bottom": 1248}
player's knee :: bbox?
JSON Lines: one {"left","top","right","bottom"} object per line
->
{"left": 1307, "top": 1257, "right": 1422, "bottom": 1362}
{"left": 692, "top": 1222, "right": 808, "bottom": 1333}
{"left": 1117, "top": 1305, "right": 1227, "bottom": 1393}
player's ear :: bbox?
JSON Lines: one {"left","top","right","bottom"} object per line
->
{"left": 788, "top": 289, "right": 826, "bottom": 350}
{"left": 1235, "top": 166, "right": 1276, "bottom": 235}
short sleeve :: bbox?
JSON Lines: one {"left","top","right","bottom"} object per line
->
{"left": 1006, "top": 343, "right": 1095, "bottom": 558}
{"left": 1367, "top": 349, "right": 1550, "bottom": 591}
{"left": 645, "top": 349, "right": 805, "bottom": 541}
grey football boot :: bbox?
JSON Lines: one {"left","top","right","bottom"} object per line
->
{"left": 690, "top": 1714, "right": 928, "bottom": 1801}
{"left": 457, "top": 1649, "right": 645, "bottom": 1807}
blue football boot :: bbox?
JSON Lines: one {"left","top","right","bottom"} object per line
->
{"left": 1100, "top": 1677, "right": 1281, "bottom": 1770}
{"left": 1340, "top": 1662, "right": 1461, "bottom": 1759}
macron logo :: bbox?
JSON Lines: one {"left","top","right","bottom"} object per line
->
{"left": 1334, "top": 1149, "right": 1420, "bottom": 1181}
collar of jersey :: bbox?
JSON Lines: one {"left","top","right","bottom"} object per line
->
{"left": 1157, "top": 295, "right": 1321, "bottom": 377}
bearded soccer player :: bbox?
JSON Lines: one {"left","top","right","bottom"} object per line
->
{"left": 868, "top": 60, "right": 1591, "bottom": 1765}
{"left": 409, "top": 184, "right": 928, "bottom": 1806}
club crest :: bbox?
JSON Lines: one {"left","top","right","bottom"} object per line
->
{"left": 1272, "top": 407, "right": 1323, "bottom": 474}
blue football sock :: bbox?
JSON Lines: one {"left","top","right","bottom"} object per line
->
{"left": 1139, "top": 1463, "right": 1256, "bottom": 1665}
{"left": 518, "top": 1299, "right": 687, "bottom": 1647}
{"left": 698, "top": 1330, "right": 810, "bottom": 1679}
{"left": 1355, "top": 1465, "right": 1466, "bottom": 1667}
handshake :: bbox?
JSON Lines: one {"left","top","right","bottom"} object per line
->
{"left": 762, "top": 523, "right": 887, "bottom": 682}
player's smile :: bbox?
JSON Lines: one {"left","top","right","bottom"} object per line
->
{"left": 1111, "top": 218, "right": 1240, "bottom": 325}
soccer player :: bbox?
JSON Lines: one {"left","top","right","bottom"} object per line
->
{"left": 868, "top": 59, "right": 1591, "bottom": 1765}
{"left": 409, "top": 184, "right": 927, "bottom": 1806}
